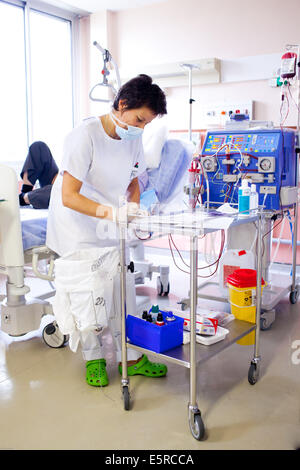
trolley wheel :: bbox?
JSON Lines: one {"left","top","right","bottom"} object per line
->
{"left": 157, "top": 276, "right": 170, "bottom": 297}
{"left": 260, "top": 317, "right": 272, "bottom": 331}
{"left": 189, "top": 412, "right": 205, "bottom": 441}
{"left": 289, "top": 289, "right": 299, "bottom": 304}
{"left": 122, "top": 386, "right": 130, "bottom": 411}
{"left": 248, "top": 362, "right": 259, "bottom": 385}
{"left": 42, "top": 321, "right": 68, "bottom": 348}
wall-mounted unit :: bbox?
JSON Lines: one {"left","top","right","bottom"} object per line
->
{"left": 119, "top": 58, "right": 220, "bottom": 88}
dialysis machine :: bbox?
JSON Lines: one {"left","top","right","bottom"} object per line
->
{"left": 200, "top": 129, "right": 297, "bottom": 210}
{"left": 182, "top": 127, "right": 299, "bottom": 328}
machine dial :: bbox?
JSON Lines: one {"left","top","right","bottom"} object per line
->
{"left": 202, "top": 156, "right": 216, "bottom": 172}
{"left": 259, "top": 158, "right": 272, "bottom": 171}
{"left": 203, "top": 159, "right": 213, "bottom": 171}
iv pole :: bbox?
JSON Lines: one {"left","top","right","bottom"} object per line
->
{"left": 180, "top": 63, "right": 200, "bottom": 141}
{"left": 284, "top": 44, "right": 300, "bottom": 301}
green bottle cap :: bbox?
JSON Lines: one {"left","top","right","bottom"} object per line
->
{"left": 151, "top": 305, "right": 159, "bottom": 313}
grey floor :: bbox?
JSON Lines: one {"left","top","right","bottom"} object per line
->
{"left": 0, "top": 248, "right": 299, "bottom": 450}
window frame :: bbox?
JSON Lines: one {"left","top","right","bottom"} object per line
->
{"left": 1, "top": 0, "right": 81, "bottom": 148}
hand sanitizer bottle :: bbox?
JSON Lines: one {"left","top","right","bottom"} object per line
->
{"left": 238, "top": 179, "right": 250, "bottom": 215}
{"left": 250, "top": 184, "right": 259, "bottom": 212}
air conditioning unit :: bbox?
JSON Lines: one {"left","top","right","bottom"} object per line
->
{"left": 119, "top": 58, "right": 220, "bottom": 88}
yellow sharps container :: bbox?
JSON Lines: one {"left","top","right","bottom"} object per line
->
{"left": 226, "top": 269, "right": 265, "bottom": 346}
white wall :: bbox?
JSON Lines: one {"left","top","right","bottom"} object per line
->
{"left": 81, "top": 0, "right": 300, "bottom": 129}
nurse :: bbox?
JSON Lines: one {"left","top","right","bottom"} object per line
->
{"left": 46, "top": 74, "right": 168, "bottom": 386}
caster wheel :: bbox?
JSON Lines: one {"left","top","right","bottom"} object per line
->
{"left": 260, "top": 317, "right": 272, "bottom": 331}
{"left": 123, "top": 386, "right": 130, "bottom": 411}
{"left": 42, "top": 321, "right": 68, "bottom": 348}
{"left": 189, "top": 412, "right": 205, "bottom": 441}
{"left": 248, "top": 362, "right": 259, "bottom": 385}
{"left": 157, "top": 276, "right": 170, "bottom": 297}
{"left": 289, "top": 290, "right": 299, "bottom": 304}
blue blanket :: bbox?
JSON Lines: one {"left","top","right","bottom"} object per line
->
{"left": 20, "top": 208, "right": 48, "bottom": 251}
{"left": 139, "top": 139, "right": 192, "bottom": 210}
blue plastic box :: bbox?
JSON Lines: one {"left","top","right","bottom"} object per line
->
{"left": 126, "top": 311, "right": 184, "bottom": 353}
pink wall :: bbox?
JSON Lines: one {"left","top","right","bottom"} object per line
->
{"left": 111, "top": 0, "right": 300, "bottom": 127}
{"left": 114, "top": 0, "right": 300, "bottom": 64}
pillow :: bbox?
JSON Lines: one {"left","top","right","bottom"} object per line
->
{"left": 142, "top": 116, "right": 169, "bottom": 169}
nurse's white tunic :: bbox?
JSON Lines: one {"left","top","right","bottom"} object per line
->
{"left": 46, "top": 116, "right": 146, "bottom": 362}
{"left": 46, "top": 116, "right": 146, "bottom": 257}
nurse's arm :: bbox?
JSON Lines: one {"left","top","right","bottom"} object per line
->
{"left": 62, "top": 171, "right": 113, "bottom": 220}
{"left": 126, "top": 177, "right": 140, "bottom": 204}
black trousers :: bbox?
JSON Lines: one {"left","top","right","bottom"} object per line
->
{"left": 20, "top": 141, "right": 58, "bottom": 209}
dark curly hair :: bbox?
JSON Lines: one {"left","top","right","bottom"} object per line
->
{"left": 113, "top": 74, "right": 167, "bottom": 116}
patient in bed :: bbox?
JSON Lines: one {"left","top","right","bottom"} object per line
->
{"left": 19, "top": 141, "right": 58, "bottom": 209}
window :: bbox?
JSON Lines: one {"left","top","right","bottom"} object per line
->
{"left": 0, "top": 0, "right": 77, "bottom": 174}
{"left": 0, "top": 2, "right": 28, "bottom": 168}
{"left": 29, "top": 9, "right": 74, "bottom": 163}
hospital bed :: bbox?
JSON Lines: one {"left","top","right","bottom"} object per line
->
{"left": 0, "top": 163, "right": 64, "bottom": 347}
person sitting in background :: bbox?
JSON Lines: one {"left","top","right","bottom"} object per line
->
{"left": 19, "top": 141, "right": 58, "bottom": 209}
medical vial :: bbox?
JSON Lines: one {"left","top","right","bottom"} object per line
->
{"left": 156, "top": 313, "right": 165, "bottom": 326}
{"left": 151, "top": 304, "right": 159, "bottom": 322}
{"left": 142, "top": 310, "right": 148, "bottom": 320}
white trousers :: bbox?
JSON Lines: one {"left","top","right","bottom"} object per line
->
{"left": 53, "top": 248, "right": 141, "bottom": 363}
{"left": 74, "top": 273, "right": 140, "bottom": 363}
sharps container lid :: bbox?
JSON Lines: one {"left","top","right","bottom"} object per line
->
{"left": 226, "top": 268, "right": 265, "bottom": 288}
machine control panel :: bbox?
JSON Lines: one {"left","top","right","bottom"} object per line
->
{"left": 204, "top": 132, "right": 280, "bottom": 154}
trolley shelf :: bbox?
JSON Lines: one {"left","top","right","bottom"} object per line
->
{"left": 120, "top": 209, "right": 265, "bottom": 440}
{"left": 127, "top": 319, "right": 256, "bottom": 369}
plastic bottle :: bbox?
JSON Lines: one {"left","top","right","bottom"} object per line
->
{"left": 150, "top": 304, "right": 159, "bottom": 322}
{"left": 146, "top": 314, "right": 153, "bottom": 323}
{"left": 250, "top": 184, "right": 258, "bottom": 212}
{"left": 218, "top": 249, "right": 255, "bottom": 297}
{"left": 238, "top": 179, "right": 250, "bottom": 215}
{"left": 156, "top": 312, "right": 165, "bottom": 326}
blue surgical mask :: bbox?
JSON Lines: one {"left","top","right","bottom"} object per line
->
{"left": 110, "top": 112, "right": 143, "bottom": 141}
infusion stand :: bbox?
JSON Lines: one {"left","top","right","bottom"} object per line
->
{"left": 180, "top": 63, "right": 200, "bottom": 142}
{"left": 284, "top": 44, "right": 300, "bottom": 303}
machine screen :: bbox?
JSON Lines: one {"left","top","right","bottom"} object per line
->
{"left": 204, "top": 132, "right": 280, "bottom": 153}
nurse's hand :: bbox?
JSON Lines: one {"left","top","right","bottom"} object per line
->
{"left": 116, "top": 202, "right": 149, "bottom": 224}
{"left": 96, "top": 202, "right": 148, "bottom": 223}
{"left": 115, "top": 202, "right": 140, "bottom": 223}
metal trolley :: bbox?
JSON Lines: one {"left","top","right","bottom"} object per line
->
{"left": 118, "top": 209, "right": 264, "bottom": 440}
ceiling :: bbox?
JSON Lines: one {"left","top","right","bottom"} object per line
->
{"left": 44, "top": 0, "right": 167, "bottom": 15}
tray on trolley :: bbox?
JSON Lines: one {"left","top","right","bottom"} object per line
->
{"left": 127, "top": 319, "right": 256, "bottom": 369}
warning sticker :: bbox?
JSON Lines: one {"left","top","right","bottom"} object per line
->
{"left": 243, "top": 290, "right": 253, "bottom": 306}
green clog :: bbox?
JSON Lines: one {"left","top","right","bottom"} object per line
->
{"left": 86, "top": 358, "right": 109, "bottom": 387}
{"left": 118, "top": 354, "right": 167, "bottom": 377}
